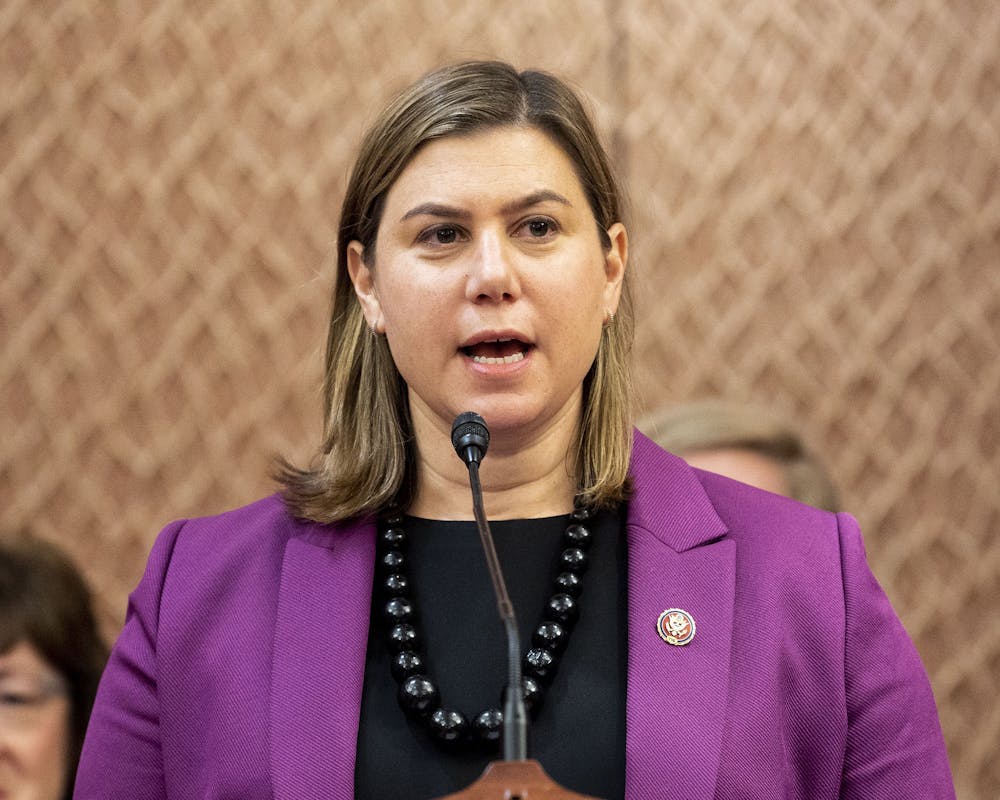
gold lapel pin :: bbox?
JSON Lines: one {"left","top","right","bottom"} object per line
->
{"left": 657, "top": 608, "right": 696, "bottom": 646}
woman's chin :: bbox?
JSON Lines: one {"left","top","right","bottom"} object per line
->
{"left": 472, "top": 402, "right": 579, "bottom": 446}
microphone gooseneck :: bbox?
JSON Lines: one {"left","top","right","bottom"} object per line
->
{"left": 450, "top": 412, "right": 527, "bottom": 762}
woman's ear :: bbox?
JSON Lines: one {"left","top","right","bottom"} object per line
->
{"left": 602, "top": 222, "right": 628, "bottom": 314}
{"left": 347, "top": 241, "right": 385, "bottom": 334}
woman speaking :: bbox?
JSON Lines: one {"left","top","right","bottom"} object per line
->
{"left": 75, "top": 61, "right": 954, "bottom": 799}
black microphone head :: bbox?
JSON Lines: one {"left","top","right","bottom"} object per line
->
{"left": 451, "top": 412, "right": 490, "bottom": 465}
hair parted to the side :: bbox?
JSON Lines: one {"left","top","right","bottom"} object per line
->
{"left": 277, "top": 60, "right": 634, "bottom": 522}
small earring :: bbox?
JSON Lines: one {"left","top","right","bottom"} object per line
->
{"left": 604, "top": 310, "right": 615, "bottom": 327}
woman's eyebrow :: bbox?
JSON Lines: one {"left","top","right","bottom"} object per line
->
{"left": 400, "top": 190, "right": 572, "bottom": 223}
{"left": 500, "top": 190, "right": 572, "bottom": 214}
{"left": 400, "top": 203, "right": 471, "bottom": 223}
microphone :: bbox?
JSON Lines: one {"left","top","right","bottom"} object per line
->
{"left": 440, "top": 414, "right": 602, "bottom": 799}
{"left": 451, "top": 411, "right": 490, "bottom": 466}
{"left": 450, "top": 412, "right": 527, "bottom": 762}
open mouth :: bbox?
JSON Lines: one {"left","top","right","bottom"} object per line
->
{"left": 461, "top": 337, "right": 532, "bottom": 365}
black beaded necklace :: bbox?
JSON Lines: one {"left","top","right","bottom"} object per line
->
{"left": 375, "top": 504, "right": 595, "bottom": 749}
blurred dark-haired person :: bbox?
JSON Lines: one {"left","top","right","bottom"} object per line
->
{"left": 639, "top": 398, "right": 840, "bottom": 511}
{"left": 1, "top": 534, "right": 108, "bottom": 800}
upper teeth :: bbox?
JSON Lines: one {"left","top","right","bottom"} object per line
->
{"left": 473, "top": 351, "right": 524, "bottom": 365}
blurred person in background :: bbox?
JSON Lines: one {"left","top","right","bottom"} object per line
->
{"left": 1, "top": 533, "right": 108, "bottom": 800}
{"left": 639, "top": 398, "right": 839, "bottom": 511}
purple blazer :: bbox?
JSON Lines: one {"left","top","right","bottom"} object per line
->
{"left": 76, "top": 433, "right": 954, "bottom": 799}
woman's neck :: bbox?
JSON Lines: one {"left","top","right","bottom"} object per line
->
{"left": 406, "top": 406, "right": 580, "bottom": 521}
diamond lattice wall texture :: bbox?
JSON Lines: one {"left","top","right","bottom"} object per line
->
{"left": 2, "top": 2, "right": 997, "bottom": 797}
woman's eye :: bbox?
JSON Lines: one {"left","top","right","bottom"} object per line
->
{"left": 0, "top": 691, "right": 33, "bottom": 706}
{"left": 419, "top": 226, "right": 462, "bottom": 245}
{"left": 518, "top": 218, "right": 557, "bottom": 238}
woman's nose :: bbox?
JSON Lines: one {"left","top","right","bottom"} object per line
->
{"left": 464, "top": 231, "right": 521, "bottom": 302}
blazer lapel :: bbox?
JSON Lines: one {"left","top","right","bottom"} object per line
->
{"left": 624, "top": 433, "right": 736, "bottom": 800}
{"left": 270, "top": 518, "right": 376, "bottom": 800}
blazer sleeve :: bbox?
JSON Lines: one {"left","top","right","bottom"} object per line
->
{"left": 74, "top": 519, "right": 186, "bottom": 800}
{"left": 837, "top": 512, "right": 956, "bottom": 799}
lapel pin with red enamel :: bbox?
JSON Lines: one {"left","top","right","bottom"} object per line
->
{"left": 656, "top": 608, "right": 696, "bottom": 646}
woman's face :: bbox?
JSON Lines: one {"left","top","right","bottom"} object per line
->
{"left": 0, "top": 641, "right": 71, "bottom": 800}
{"left": 349, "top": 126, "right": 627, "bottom": 447}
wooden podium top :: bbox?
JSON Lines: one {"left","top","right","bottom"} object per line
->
{"left": 433, "top": 760, "right": 605, "bottom": 800}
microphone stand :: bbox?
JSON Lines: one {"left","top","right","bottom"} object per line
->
{"left": 438, "top": 414, "right": 603, "bottom": 800}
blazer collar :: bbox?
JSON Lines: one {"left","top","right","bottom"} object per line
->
{"left": 624, "top": 431, "right": 736, "bottom": 800}
{"left": 627, "top": 430, "right": 728, "bottom": 551}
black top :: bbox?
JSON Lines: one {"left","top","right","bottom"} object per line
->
{"left": 355, "top": 508, "right": 628, "bottom": 799}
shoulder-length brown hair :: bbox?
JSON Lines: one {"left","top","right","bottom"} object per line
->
{"left": 279, "top": 60, "right": 634, "bottom": 522}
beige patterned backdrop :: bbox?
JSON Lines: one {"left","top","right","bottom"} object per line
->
{"left": 2, "top": 1, "right": 998, "bottom": 797}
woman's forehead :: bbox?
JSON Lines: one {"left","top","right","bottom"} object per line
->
{"left": 0, "top": 640, "right": 56, "bottom": 676}
{"left": 383, "top": 126, "right": 588, "bottom": 216}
